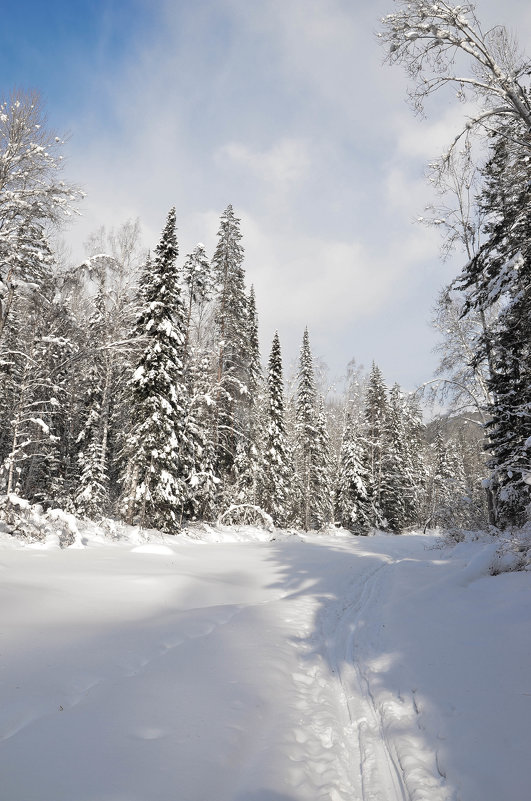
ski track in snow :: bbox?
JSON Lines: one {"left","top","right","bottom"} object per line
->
{"left": 317, "top": 551, "right": 455, "bottom": 801}
{"left": 322, "top": 557, "right": 407, "bottom": 801}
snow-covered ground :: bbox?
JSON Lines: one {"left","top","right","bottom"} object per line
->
{"left": 0, "top": 519, "right": 529, "bottom": 801}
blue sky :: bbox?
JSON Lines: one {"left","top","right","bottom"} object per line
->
{"left": 2, "top": 0, "right": 530, "bottom": 391}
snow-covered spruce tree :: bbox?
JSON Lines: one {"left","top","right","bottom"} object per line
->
{"left": 378, "top": 384, "right": 427, "bottom": 533}
{"left": 74, "top": 401, "right": 108, "bottom": 519}
{"left": 295, "top": 328, "right": 317, "bottom": 530}
{"left": 335, "top": 412, "right": 373, "bottom": 534}
{"left": 260, "top": 332, "right": 294, "bottom": 527}
{"left": 230, "top": 285, "right": 264, "bottom": 509}
{"left": 120, "top": 208, "right": 189, "bottom": 533}
{"left": 0, "top": 90, "right": 81, "bottom": 341}
{"left": 182, "top": 243, "right": 214, "bottom": 360}
{"left": 362, "top": 363, "right": 389, "bottom": 529}
{"left": 182, "top": 402, "right": 219, "bottom": 522}
{"left": 180, "top": 349, "right": 220, "bottom": 523}
{"left": 379, "top": 384, "right": 411, "bottom": 533}
{"left": 401, "top": 391, "right": 427, "bottom": 528}
{"left": 72, "top": 289, "right": 110, "bottom": 518}
{"left": 426, "top": 430, "right": 470, "bottom": 530}
{"left": 313, "top": 397, "right": 334, "bottom": 529}
{"left": 179, "top": 243, "right": 221, "bottom": 520}
{"left": 485, "top": 306, "right": 531, "bottom": 526}
{"left": 459, "top": 130, "right": 531, "bottom": 526}
{"left": 294, "top": 328, "right": 333, "bottom": 530}
{"left": 211, "top": 205, "right": 249, "bottom": 496}
{"left": 246, "top": 286, "right": 262, "bottom": 437}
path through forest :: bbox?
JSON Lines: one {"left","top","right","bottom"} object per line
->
{"left": 0, "top": 527, "right": 529, "bottom": 801}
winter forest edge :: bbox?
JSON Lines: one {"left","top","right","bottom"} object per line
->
{"left": 0, "top": 1, "right": 530, "bottom": 557}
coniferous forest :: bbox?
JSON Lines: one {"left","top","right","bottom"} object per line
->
{"left": 1, "top": 0, "right": 530, "bottom": 537}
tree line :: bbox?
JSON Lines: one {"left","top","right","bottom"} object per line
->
{"left": 0, "top": 97, "right": 488, "bottom": 534}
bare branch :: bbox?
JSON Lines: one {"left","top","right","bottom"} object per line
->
{"left": 379, "top": 0, "right": 531, "bottom": 155}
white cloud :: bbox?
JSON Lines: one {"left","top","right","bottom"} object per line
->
{"left": 216, "top": 138, "right": 311, "bottom": 189}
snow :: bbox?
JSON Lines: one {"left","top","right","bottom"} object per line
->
{"left": 0, "top": 522, "right": 529, "bottom": 801}
{"left": 27, "top": 416, "right": 50, "bottom": 435}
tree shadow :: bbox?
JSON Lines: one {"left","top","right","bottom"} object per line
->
{"left": 261, "top": 533, "right": 527, "bottom": 801}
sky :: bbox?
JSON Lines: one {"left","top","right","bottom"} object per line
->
{"left": 2, "top": 0, "right": 531, "bottom": 391}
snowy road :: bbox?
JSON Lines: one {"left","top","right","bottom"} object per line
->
{"left": 0, "top": 528, "right": 529, "bottom": 801}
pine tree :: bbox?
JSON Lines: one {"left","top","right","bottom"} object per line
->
{"left": 120, "top": 208, "right": 189, "bottom": 533}
{"left": 260, "top": 332, "right": 293, "bottom": 526}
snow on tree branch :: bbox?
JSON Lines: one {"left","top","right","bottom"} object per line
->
{"left": 379, "top": 1, "right": 531, "bottom": 152}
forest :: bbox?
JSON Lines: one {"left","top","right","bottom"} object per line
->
{"left": 1, "top": 5, "right": 530, "bottom": 800}
{"left": 0, "top": 0, "right": 530, "bottom": 539}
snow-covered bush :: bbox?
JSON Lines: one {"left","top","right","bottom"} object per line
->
{"left": 218, "top": 503, "right": 274, "bottom": 531}
{"left": 490, "top": 525, "right": 531, "bottom": 574}
{"left": 0, "top": 495, "right": 81, "bottom": 547}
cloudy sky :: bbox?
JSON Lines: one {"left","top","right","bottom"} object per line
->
{"left": 2, "top": 0, "right": 530, "bottom": 390}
